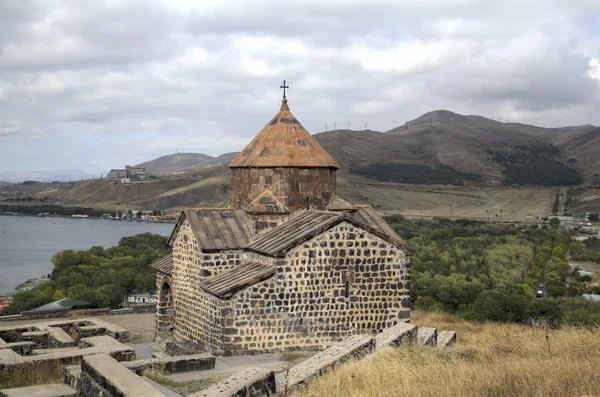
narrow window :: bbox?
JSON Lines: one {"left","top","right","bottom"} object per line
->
{"left": 345, "top": 280, "right": 351, "bottom": 298}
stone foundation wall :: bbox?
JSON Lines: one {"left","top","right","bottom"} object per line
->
{"left": 230, "top": 167, "right": 337, "bottom": 212}
{"left": 220, "top": 222, "right": 411, "bottom": 355}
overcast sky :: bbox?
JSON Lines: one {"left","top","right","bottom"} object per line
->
{"left": 1, "top": 0, "right": 599, "bottom": 174}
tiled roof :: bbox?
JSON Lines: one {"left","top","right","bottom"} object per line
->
{"left": 245, "top": 190, "right": 289, "bottom": 214}
{"left": 229, "top": 99, "right": 339, "bottom": 169}
{"left": 349, "top": 207, "right": 410, "bottom": 249}
{"left": 200, "top": 262, "right": 276, "bottom": 299}
{"left": 151, "top": 253, "right": 173, "bottom": 275}
{"left": 326, "top": 195, "right": 354, "bottom": 211}
{"left": 249, "top": 209, "right": 411, "bottom": 257}
{"left": 248, "top": 211, "right": 345, "bottom": 257}
{"left": 28, "top": 298, "right": 92, "bottom": 313}
{"left": 170, "top": 209, "right": 254, "bottom": 251}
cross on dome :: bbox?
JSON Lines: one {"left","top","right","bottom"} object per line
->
{"left": 280, "top": 80, "right": 289, "bottom": 99}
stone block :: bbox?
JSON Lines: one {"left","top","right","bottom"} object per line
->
{"left": 437, "top": 331, "right": 457, "bottom": 347}
{"left": 0, "top": 383, "right": 77, "bottom": 397}
{"left": 22, "top": 331, "right": 50, "bottom": 348}
{"left": 375, "top": 323, "right": 417, "bottom": 350}
{"left": 189, "top": 367, "right": 275, "bottom": 397}
{"left": 81, "top": 354, "right": 166, "bottom": 397}
{"left": 43, "top": 327, "right": 77, "bottom": 348}
{"left": 122, "top": 353, "right": 216, "bottom": 375}
{"left": 78, "top": 325, "right": 106, "bottom": 339}
{"left": 62, "top": 365, "right": 82, "bottom": 391}
{"left": 86, "top": 318, "right": 130, "bottom": 342}
{"left": 0, "top": 341, "right": 35, "bottom": 356}
{"left": 165, "top": 340, "right": 203, "bottom": 356}
{"left": 417, "top": 327, "right": 437, "bottom": 346}
{"left": 34, "top": 347, "right": 80, "bottom": 355}
{"left": 274, "top": 335, "right": 374, "bottom": 393}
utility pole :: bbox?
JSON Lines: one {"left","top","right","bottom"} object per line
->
{"left": 348, "top": 122, "right": 350, "bottom": 130}
{"left": 325, "top": 124, "right": 328, "bottom": 132}
{"left": 334, "top": 122, "right": 336, "bottom": 130}
{"left": 365, "top": 123, "right": 367, "bottom": 130}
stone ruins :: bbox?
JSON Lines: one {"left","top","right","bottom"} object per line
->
{"left": 152, "top": 95, "right": 413, "bottom": 356}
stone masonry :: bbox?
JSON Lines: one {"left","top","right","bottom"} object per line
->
{"left": 152, "top": 95, "right": 413, "bottom": 357}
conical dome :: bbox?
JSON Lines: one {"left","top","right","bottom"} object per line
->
{"left": 229, "top": 99, "right": 339, "bottom": 169}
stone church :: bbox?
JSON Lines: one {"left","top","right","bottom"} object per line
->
{"left": 152, "top": 93, "right": 413, "bottom": 356}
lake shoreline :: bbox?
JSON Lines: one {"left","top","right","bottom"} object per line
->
{"left": 0, "top": 215, "right": 172, "bottom": 296}
{"left": 0, "top": 212, "right": 175, "bottom": 224}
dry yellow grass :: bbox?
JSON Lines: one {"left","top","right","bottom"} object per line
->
{"left": 0, "top": 362, "right": 64, "bottom": 389}
{"left": 299, "top": 312, "right": 600, "bottom": 397}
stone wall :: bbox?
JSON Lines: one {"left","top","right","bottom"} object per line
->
{"left": 248, "top": 213, "right": 289, "bottom": 233}
{"left": 218, "top": 222, "right": 410, "bottom": 355}
{"left": 230, "top": 167, "right": 337, "bottom": 212}
{"left": 0, "top": 306, "right": 155, "bottom": 323}
{"left": 170, "top": 220, "right": 281, "bottom": 353}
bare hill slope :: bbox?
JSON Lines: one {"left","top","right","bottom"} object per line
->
{"left": 134, "top": 153, "right": 214, "bottom": 174}
{"left": 551, "top": 126, "right": 600, "bottom": 182}
{"left": 35, "top": 110, "right": 600, "bottom": 214}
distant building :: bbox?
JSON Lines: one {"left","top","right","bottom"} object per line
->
{"left": 106, "top": 165, "right": 147, "bottom": 180}
{"left": 127, "top": 293, "right": 155, "bottom": 304}
{"left": 583, "top": 294, "right": 600, "bottom": 302}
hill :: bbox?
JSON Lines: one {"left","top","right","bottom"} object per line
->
{"left": 0, "top": 181, "right": 13, "bottom": 186}
{"left": 134, "top": 153, "right": 214, "bottom": 174}
{"left": 314, "top": 110, "right": 587, "bottom": 186}
{"left": 181, "top": 152, "right": 239, "bottom": 172}
{"left": 298, "top": 311, "right": 600, "bottom": 397}
{"left": 32, "top": 110, "right": 600, "bottom": 215}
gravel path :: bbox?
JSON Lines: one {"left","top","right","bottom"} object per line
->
{"left": 101, "top": 313, "right": 156, "bottom": 343}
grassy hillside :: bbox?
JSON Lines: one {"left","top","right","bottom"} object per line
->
{"left": 298, "top": 312, "right": 600, "bottom": 397}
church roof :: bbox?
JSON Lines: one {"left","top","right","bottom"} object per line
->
{"left": 169, "top": 209, "right": 254, "bottom": 251}
{"left": 151, "top": 253, "right": 173, "bottom": 276}
{"left": 228, "top": 99, "right": 340, "bottom": 169}
{"left": 245, "top": 189, "right": 289, "bottom": 214}
{"left": 200, "top": 262, "right": 276, "bottom": 299}
{"left": 249, "top": 211, "right": 342, "bottom": 257}
{"left": 326, "top": 194, "right": 354, "bottom": 211}
{"left": 350, "top": 207, "right": 407, "bottom": 248}
{"left": 248, "top": 209, "right": 410, "bottom": 257}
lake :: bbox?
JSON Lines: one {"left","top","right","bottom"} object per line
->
{"left": 0, "top": 216, "right": 173, "bottom": 295}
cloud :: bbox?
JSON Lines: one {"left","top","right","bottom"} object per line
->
{"left": 0, "top": 0, "right": 599, "bottom": 172}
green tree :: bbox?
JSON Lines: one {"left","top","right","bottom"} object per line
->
{"left": 546, "top": 272, "right": 566, "bottom": 297}
{"left": 548, "top": 218, "right": 560, "bottom": 228}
